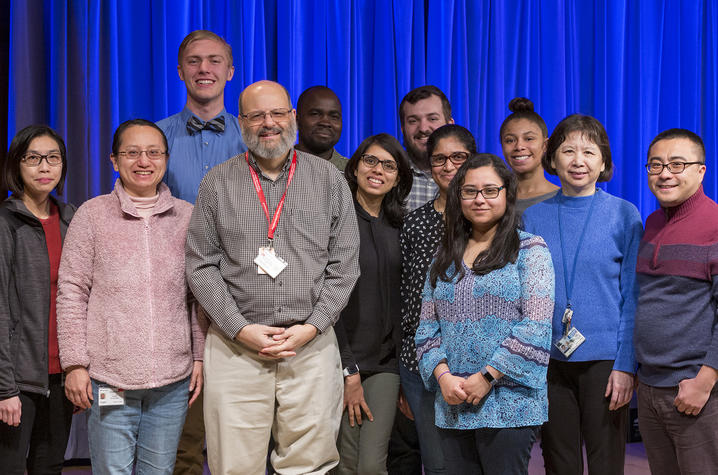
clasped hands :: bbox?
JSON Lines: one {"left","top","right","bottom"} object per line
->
{"left": 237, "top": 323, "right": 317, "bottom": 359}
{"left": 437, "top": 367, "right": 495, "bottom": 406}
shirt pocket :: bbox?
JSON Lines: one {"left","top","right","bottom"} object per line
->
{"left": 288, "top": 208, "right": 330, "bottom": 254}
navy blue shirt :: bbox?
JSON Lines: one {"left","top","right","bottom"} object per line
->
{"left": 157, "top": 107, "right": 246, "bottom": 203}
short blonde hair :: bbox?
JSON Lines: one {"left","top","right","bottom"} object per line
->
{"left": 178, "top": 30, "right": 232, "bottom": 65}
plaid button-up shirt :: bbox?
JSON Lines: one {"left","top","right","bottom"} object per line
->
{"left": 186, "top": 149, "right": 360, "bottom": 339}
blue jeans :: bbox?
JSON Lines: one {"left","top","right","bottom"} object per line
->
{"left": 88, "top": 377, "right": 189, "bottom": 475}
{"left": 399, "top": 363, "right": 446, "bottom": 474}
{"left": 439, "top": 426, "right": 538, "bottom": 475}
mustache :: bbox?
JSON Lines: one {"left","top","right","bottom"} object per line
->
{"left": 258, "top": 126, "right": 283, "bottom": 136}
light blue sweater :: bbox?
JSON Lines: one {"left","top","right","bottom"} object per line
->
{"left": 522, "top": 189, "right": 643, "bottom": 372}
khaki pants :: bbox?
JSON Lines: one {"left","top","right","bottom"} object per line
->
{"left": 203, "top": 324, "right": 343, "bottom": 475}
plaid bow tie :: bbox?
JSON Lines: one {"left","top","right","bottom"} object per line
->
{"left": 186, "top": 115, "right": 226, "bottom": 134}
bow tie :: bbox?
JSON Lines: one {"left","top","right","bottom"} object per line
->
{"left": 186, "top": 115, "right": 226, "bottom": 134}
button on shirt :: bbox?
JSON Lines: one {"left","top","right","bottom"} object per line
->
{"left": 157, "top": 107, "right": 247, "bottom": 203}
{"left": 186, "top": 149, "right": 360, "bottom": 339}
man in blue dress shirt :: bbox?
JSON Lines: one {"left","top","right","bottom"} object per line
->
{"left": 157, "top": 30, "right": 246, "bottom": 475}
{"left": 157, "top": 30, "right": 247, "bottom": 205}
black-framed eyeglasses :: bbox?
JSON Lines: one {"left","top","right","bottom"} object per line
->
{"left": 430, "top": 152, "right": 470, "bottom": 167}
{"left": 240, "top": 108, "right": 292, "bottom": 125}
{"left": 117, "top": 149, "right": 167, "bottom": 160}
{"left": 460, "top": 185, "right": 504, "bottom": 200}
{"left": 360, "top": 154, "right": 399, "bottom": 173}
{"left": 21, "top": 153, "right": 63, "bottom": 167}
{"left": 645, "top": 161, "right": 703, "bottom": 175}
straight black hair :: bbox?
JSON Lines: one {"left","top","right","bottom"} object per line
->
{"left": 430, "top": 153, "right": 520, "bottom": 286}
{"left": 3, "top": 125, "right": 68, "bottom": 198}
{"left": 111, "top": 119, "right": 169, "bottom": 156}
{"left": 427, "top": 124, "right": 477, "bottom": 157}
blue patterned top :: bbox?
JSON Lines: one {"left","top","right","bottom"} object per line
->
{"left": 415, "top": 231, "right": 554, "bottom": 429}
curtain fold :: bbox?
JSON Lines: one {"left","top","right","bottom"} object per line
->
{"left": 8, "top": 0, "right": 717, "bottom": 218}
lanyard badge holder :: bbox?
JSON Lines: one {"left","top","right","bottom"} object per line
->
{"left": 248, "top": 151, "right": 296, "bottom": 279}
{"left": 555, "top": 303, "right": 585, "bottom": 357}
{"left": 554, "top": 192, "right": 596, "bottom": 357}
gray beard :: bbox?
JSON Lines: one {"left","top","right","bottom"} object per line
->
{"left": 242, "top": 119, "right": 298, "bottom": 160}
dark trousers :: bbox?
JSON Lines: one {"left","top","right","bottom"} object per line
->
{"left": 173, "top": 389, "right": 205, "bottom": 475}
{"left": 542, "top": 359, "right": 628, "bottom": 475}
{"left": 439, "top": 425, "right": 538, "bottom": 475}
{"left": 638, "top": 382, "right": 718, "bottom": 475}
{"left": 0, "top": 374, "right": 73, "bottom": 475}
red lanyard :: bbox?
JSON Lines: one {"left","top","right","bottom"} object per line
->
{"left": 245, "top": 151, "right": 297, "bottom": 243}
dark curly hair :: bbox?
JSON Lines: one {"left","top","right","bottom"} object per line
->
{"left": 345, "top": 133, "right": 413, "bottom": 227}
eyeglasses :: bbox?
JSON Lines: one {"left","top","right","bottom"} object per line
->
{"left": 460, "top": 185, "right": 504, "bottom": 200}
{"left": 116, "top": 149, "right": 167, "bottom": 160}
{"left": 430, "top": 152, "right": 470, "bottom": 167}
{"left": 21, "top": 153, "right": 63, "bottom": 167}
{"left": 360, "top": 154, "right": 399, "bottom": 173}
{"left": 645, "top": 161, "right": 703, "bottom": 175}
{"left": 240, "top": 108, "right": 292, "bottom": 125}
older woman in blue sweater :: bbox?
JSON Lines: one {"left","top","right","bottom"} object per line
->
{"left": 522, "top": 114, "right": 643, "bottom": 474}
{"left": 416, "top": 154, "right": 554, "bottom": 474}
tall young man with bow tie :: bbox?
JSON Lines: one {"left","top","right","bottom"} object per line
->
{"left": 157, "top": 30, "right": 247, "bottom": 205}
{"left": 156, "top": 30, "right": 246, "bottom": 475}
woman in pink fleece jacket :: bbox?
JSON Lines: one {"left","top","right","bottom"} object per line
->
{"left": 57, "top": 119, "right": 205, "bottom": 475}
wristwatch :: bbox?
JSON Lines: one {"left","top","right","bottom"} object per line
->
{"left": 480, "top": 367, "right": 498, "bottom": 387}
{"left": 343, "top": 364, "right": 359, "bottom": 378}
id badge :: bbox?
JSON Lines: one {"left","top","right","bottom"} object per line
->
{"left": 254, "top": 247, "right": 288, "bottom": 278}
{"left": 256, "top": 247, "right": 273, "bottom": 275}
{"left": 98, "top": 385, "right": 125, "bottom": 406}
{"left": 555, "top": 327, "right": 586, "bottom": 357}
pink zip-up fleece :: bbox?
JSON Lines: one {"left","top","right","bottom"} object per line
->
{"left": 57, "top": 180, "right": 205, "bottom": 390}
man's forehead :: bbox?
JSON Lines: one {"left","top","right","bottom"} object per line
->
{"left": 242, "top": 86, "right": 291, "bottom": 110}
{"left": 403, "top": 96, "right": 444, "bottom": 117}
{"left": 649, "top": 138, "right": 700, "bottom": 160}
{"left": 302, "top": 90, "right": 341, "bottom": 110}
{"left": 183, "top": 39, "right": 229, "bottom": 59}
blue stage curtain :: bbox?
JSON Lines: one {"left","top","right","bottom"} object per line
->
{"left": 8, "top": 0, "right": 717, "bottom": 217}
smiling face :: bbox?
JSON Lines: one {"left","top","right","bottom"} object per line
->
{"left": 20, "top": 135, "right": 63, "bottom": 200}
{"left": 111, "top": 125, "right": 168, "bottom": 198}
{"left": 354, "top": 144, "right": 399, "bottom": 201}
{"left": 296, "top": 88, "right": 342, "bottom": 155}
{"left": 401, "top": 95, "right": 452, "bottom": 163}
{"left": 501, "top": 117, "right": 547, "bottom": 175}
{"left": 647, "top": 137, "right": 706, "bottom": 208}
{"left": 430, "top": 135, "right": 471, "bottom": 194}
{"left": 460, "top": 166, "right": 507, "bottom": 234}
{"left": 178, "top": 38, "right": 234, "bottom": 110}
{"left": 239, "top": 81, "right": 297, "bottom": 161}
{"left": 551, "top": 131, "right": 606, "bottom": 196}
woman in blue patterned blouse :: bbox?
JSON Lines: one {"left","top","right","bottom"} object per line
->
{"left": 415, "top": 154, "right": 554, "bottom": 474}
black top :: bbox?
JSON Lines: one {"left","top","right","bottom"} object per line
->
{"left": 335, "top": 200, "right": 401, "bottom": 374}
{"left": 399, "top": 199, "right": 444, "bottom": 373}
{"left": 0, "top": 195, "right": 76, "bottom": 399}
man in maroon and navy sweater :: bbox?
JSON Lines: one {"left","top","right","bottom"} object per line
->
{"left": 634, "top": 128, "right": 718, "bottom": 475}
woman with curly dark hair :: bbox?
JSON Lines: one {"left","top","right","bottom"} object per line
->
{"left": 334, "top": 133, "right": 412, "bottom": 474}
